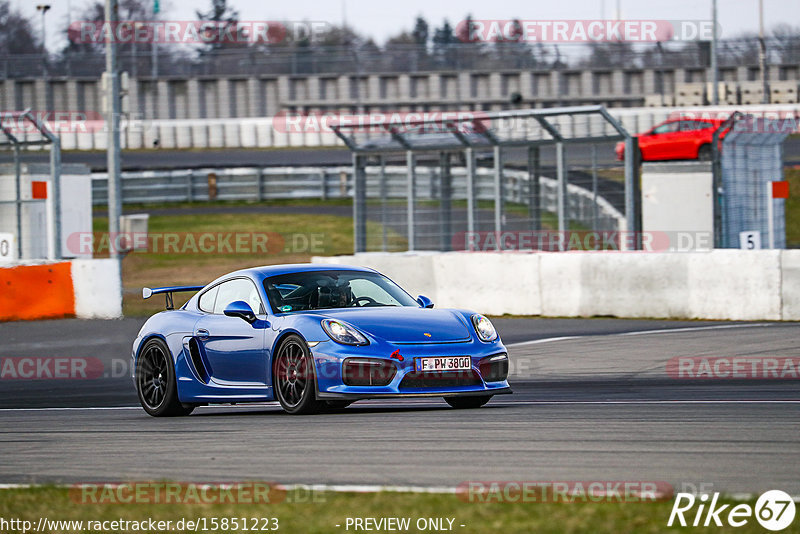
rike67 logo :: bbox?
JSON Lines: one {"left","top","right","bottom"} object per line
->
{"left": 668, "top": 490, "right": 796, "bottom": 531}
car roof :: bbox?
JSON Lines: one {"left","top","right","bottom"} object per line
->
{"left": 219, "top": 263, "right": 378, "bottom": 282}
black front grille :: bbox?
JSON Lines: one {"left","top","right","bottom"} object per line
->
{"left": 399, "top": 370, "right": 482, "bottom": 389}
{"left": 479, "top": 354, "right": 509, "bottom": 382}
{"left": 342, "top": 358, "right": 397, "bottom": 386}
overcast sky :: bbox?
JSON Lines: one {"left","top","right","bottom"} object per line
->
{"left": 19, "top": 0, "right": 800, "bottom": 52}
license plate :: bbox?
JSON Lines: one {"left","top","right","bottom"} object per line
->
{"left": 415, "top": 356, "right": 472, "bottom": 372}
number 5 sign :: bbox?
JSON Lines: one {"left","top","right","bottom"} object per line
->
{"left": 739, "top": 231, "right": 762, "bottom": 250}
{"left": 0, "top": 233, "right": 16, "bottom": 264}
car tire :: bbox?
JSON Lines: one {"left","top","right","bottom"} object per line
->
{"left": 274, "top": 334, "right": 323, "bottom": 415}
{"left": 136, "top": 338, "right": 195, "bottom": 417}
{"left": 697, "top": 144, "right": 712, "bottom": 161}
{"left": 444, "top": 395, "right": 493, "bottom": 409}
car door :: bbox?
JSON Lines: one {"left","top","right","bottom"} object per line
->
{"left": 193, "top": 277, "right": 269, "bottom": 386}
{"left": 641, "top": 120, "right": 680, "bottom": 160}
{"left": 673, "top": 120, "right": 705, "bottom": 159}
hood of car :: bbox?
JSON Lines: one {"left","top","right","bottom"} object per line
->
{"left": 319, "top": 307, "right": 473, "bottom": 344}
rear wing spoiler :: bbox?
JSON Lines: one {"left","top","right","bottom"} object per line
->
{"left": 142, "top": 285, "right": 205, "bottom": 310}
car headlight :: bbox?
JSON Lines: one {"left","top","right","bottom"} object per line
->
{"left": 471, "top": 314, "right": 498, "bottom": 342}
{"left": 321, "top": 319, "right": 369, "bottom": 346}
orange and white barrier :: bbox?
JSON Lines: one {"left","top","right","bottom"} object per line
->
{"left": 0, "top": 259, "right": 121, "bottom": 321}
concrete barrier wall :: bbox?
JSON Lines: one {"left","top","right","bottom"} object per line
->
{"left": 49, "top": 103, "right": 800, "bottom": 152}
{"left": 0, "top": 259, "right": 122, "bottom": 321}
{"left": 312, "top": 250, "right": 800, "bottom": 320}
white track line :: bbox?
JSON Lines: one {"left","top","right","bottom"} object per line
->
{"left": 1, "top": 398, "right": 800, "bottom": 413}
{"left": 490, "top": 400, "right": 800, "bottom": 405}
{"left": 507, "top": 323, "right": 774, "bottom": 348}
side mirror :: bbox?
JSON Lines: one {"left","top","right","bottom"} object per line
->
{"left": 417, "top": 295, "right": 434, "bottom": 309}
{"left": 224, "top": 300, "right": 256, "bottom": 323}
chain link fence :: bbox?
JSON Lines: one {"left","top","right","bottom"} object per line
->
{"left": 719, "top": 117, "right": 792, "bottom": 248}
{"left": 2, "top": 37, "right": 799, "bottom": 78}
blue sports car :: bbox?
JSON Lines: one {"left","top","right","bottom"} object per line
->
{"left": 132, "top": 264, "right": 511, "bottom": 416}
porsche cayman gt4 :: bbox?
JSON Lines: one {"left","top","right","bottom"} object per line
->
{"left": 132, "top": 264, "right": 511, "bottom": 416}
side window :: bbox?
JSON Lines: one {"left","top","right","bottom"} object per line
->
{"left": 198, "top": 285, "right": 219, "bottom": 313}
{"left": 213, "top": 278, "right": 265, "bottom": 315}
{"left": 652, "top": 122, "right": 679, "bottom": 135}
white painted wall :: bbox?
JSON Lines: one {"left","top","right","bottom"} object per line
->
{"left": 40, "top": 103, "right": 800, "bottom": 152}
{"left": 313, "top": 250, "right": 800, "bottom": 320}
{"left": 641, "top": 164, "right": 714, "bottom": 251}
{"left": 71, "top": 259, "right": 122, "bottom": 319}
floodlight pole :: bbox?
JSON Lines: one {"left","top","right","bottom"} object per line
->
{"left": 710, "top": 0, "right": 719, "bottom": 105}
{"left": 105, "top": 0, "right": 123, "bottom": 260}
{"left": 758, "top": 0, "right": 769, "bottom": 104}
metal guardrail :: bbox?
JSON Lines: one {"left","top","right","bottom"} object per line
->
{"left": 89, "top": 166, "right": 624, "bottom": 231}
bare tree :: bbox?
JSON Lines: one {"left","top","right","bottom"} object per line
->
{"left": 0, "top": 0, "right": 40, "bottom": 54}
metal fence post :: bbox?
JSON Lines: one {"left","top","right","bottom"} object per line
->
{"left": 493, "top": 145, "right": 503, "bottom": 243}
{"left": 623, "top": 135, "right": 636, "bottom": 246}
{"left": 406, "top": 150, "right": 416, "bottom": 251}
{"left": 379, "top": 156, "right": 387, "bottom": 252}
{"left": 528, "top": 146, "right": 540, "bottom": 231}
{"left": 632, "top": 137, "right": 642, "bottom": 249}
{"left": 556, "top": 141, "right": 567, "bottom": 249}
{"left": 591, "top": 144, "right": 599, "bottom": 230}
{"left": 13, "top": 143, "right": 22, "bottom": 259}
{"left": 353, "top": 154, "right": 367, "bottom": 253}
{"left": 257, "top": 168, "right": 265, "bottom": 201}
{"left": 440, "top": 151, "right": 452, "bottom": 251}
{"left": 49, "top": 136, "right": 62, "bottom": 259}
{"left": 465, "top": 147, "right": 476, "bottom": 238}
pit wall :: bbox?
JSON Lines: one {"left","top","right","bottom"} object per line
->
{"left": 0, "top": 259, "right": 122, "bottom": 321}
{"left": 312, "top": 250, "right": 800, "bottom": 321}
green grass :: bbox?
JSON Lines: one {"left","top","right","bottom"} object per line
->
{"left": 785, "top": 167, "right": 800, "bottom": 248}
{"left": 0, "top": 487, "right": 791, "bottom": 534}
{"left": 93, "top": 207, "right": 360, "bottom": 316}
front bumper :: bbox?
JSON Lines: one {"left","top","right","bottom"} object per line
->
{"left": 317, "top": 387, "right": 512, "bottom": 400}
{"left": 310, "top": 337, "right": 511, "bottom": 399}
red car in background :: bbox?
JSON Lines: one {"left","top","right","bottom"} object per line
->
{"left": 615, "top": 117, "right": 727, "bottom": 162}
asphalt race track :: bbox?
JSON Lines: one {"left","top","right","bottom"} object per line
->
{"left": 0, "top": 317, "right": 798, "bottom": 494}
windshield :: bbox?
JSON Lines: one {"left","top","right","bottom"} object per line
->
{"left": 263, "top": 270, "right": 419, "bottom": 312}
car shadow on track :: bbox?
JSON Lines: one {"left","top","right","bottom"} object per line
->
{"left": 182, "top": 403, "right": 504, "bottom": 417}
